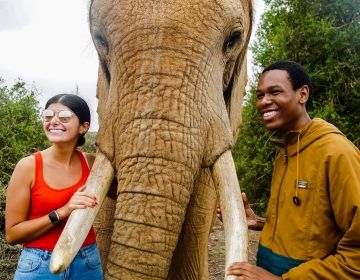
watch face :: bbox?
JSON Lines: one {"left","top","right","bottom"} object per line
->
{"left": 49, "top": 210, "right": 60, "bottom": 224}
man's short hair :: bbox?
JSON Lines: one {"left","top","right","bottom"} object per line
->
{"left": 262, "top": 60, "right": 312, "bottom": 95}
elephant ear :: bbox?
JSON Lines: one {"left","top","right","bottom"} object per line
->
{"left": 225, "top": 52, "right": 248, "bottom": 142}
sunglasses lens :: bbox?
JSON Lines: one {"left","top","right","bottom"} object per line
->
{"left": 58, "top": 110, "right": 73, "bottom": 123}
{"left": 42, "top": 109, "right": 73, "bottom": 123}
{"left": 42, "top": 109, "right": 54, "bottom": 122}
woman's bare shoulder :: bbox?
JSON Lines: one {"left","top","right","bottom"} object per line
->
{"left": 8, "top": 154, "right": 36, "bottom": 189}
{"left": 15, "top": 154, "right": 36, "bottom": 171}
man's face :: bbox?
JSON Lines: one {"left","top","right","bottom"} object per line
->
{"left": 256, "top": 69, "right": 306, "bottom": 135}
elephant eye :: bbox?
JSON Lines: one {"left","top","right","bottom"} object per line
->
{"left": 94, "top": 33, "right": 109, "bottom": 54}
{"left": 93, "top": 33, "right": 111, "bottom": 84}
{"left": 223, "top": 31, "right": 242, "bottom": 52}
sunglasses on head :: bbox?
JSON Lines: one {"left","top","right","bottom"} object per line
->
{"left": 42, "top": 109, "right": 73, "bottom": 123}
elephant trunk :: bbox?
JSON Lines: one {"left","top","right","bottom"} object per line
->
{"left": 99, "top": 109, "right": 204, "bottom": 279}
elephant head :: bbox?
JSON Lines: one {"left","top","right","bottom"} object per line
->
{"left": 50, "top": 0, "right": 252, "bottom": 279}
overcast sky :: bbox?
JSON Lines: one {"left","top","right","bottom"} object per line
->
{"left": 0, "top": 0, "right": 265, "bottom": 131}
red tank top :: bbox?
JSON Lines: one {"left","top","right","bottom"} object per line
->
{"left": 24, "top": 150, "right": 96, "bottom": 250}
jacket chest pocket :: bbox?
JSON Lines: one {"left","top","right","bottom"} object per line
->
{"left": 280, "top": 171, "right": 317, "bottom": 242}
{"left": 278, "top": 159, "right": 317, "bottom": 211}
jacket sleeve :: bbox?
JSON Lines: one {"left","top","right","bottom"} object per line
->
{"left": 282, "top": 141, "right": 360, "bottom": 280}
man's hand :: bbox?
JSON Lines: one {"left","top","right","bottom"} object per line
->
{"left": 216, "top": 192, "right": 265, "bottom": 231}
{"left": 226, "top": 262, "right": 281, "bottom": 280}
{"left": 241, "top": 192, "right": 264, "bottom": 230}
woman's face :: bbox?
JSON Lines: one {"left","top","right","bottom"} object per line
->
{"left": 42, "top": 103, "right": 89, "bottom": 145}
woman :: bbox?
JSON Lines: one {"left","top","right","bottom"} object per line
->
{"left": 5, "top": 94, "right": 103, "bottom": 279}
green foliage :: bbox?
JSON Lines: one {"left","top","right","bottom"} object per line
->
{"left": 0, "top": 79, "right": 49, "bottom": 186}
{"left": 82, "top": 131, "right": 97, "bottom": 153}
{"left": 234, "top": 0, "right": 360, "bottom": 214}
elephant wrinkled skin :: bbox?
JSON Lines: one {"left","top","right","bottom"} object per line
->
{"left": 52, "top": 0, "right": 253, "bottom": 279}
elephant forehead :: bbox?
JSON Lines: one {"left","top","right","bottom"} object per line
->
{"left": 91, "top": 0, "right": 250, "bottom": 37}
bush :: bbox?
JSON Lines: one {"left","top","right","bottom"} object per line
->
{"left": 82, "top": 131, "right": 97, "bottom": 153}
{"left": 0, "top": 78, "right": 49, "bottom": 186}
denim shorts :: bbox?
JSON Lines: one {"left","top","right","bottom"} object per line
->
{"left": 14, "top": 243, "right": 103, "bottom": 280}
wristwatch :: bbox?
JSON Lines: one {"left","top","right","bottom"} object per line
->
{"left": 48, "top": 210, "right": 60, "bottom": 225}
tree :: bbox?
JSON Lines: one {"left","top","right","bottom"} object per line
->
{"left": 234, "top": 0, "right": 360, "bottom": 213}
{"left": 0, "top": 79, "right": 48, "bottom": 185}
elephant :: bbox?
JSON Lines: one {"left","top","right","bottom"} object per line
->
{"left": 50, "top": 0, "right": 253, "bottom": 279}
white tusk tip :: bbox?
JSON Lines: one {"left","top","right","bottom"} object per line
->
{"left": 50, "top": 254, "right": 67, "bottom": 274}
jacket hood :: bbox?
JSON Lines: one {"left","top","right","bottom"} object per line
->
{"left": 271, "top": 118, "right": 344, "bottom": 157}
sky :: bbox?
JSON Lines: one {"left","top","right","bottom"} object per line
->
{"left": 0, "top": 0, "right": 265, "bottom": 131}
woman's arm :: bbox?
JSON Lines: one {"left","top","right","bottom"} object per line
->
{"left": 5, "top": 156, "right": 55, "bottom": 244}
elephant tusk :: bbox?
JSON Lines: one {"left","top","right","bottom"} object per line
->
{"left": 50, "top": 151, "right": 115, "bottom": 273}
{"left": 212, "top": 150, "right": 248, "bottom": 280}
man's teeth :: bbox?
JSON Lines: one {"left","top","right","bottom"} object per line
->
{"left": 264, "top": 111, "right": 277, "bottom": 117}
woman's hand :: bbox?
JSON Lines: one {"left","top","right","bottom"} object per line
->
{"left": 217, "top": 192, "right": 265, "bottom": 231}
{"left": 57, "top": 185, "right": 97, "bottom": 220}
{"left": 226, "top": 262, "right": 281, "bottom": 280}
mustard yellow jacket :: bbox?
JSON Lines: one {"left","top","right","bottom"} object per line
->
{"left": 259, "top": 118, "right": 360, "bottom": 279}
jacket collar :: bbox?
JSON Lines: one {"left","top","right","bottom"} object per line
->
{"left": 270, "top": 118, "right": 343, "bottom": 157}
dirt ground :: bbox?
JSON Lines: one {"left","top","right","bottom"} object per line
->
{"left": 208, "top": 219, "right": 260, "bottom": 280}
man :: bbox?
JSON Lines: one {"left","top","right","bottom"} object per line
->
{"left": 225, "top": 60, "right": 360, "bottom": 279}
